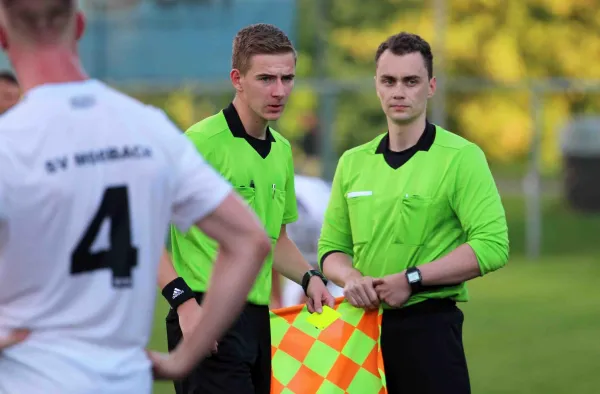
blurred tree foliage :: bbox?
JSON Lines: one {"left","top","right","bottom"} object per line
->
{"left": 130, "top": 0, "right": 600, "bottom": 177}
{"left": 324, "top": 0, "right": 600, "bottom": 175}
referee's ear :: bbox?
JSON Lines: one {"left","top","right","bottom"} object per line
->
{"left": 427, "top": 76, "right": 437, "bottom": 98}
{"left": 230, "top": 69, "right": 243, "bottom": 93}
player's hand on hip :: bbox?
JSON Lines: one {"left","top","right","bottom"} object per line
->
{"left": 177, "top": 299, "right": 218, "bottom": 354}
{"left": 343, "top": 276, "right": 380, "bottom": 310}
{"left": 147, "top": 350, "right": 194, "bottom": 381}
{"left": 0, "top": 329, "right": 29, "bottom": 350}
{"left": 373, "top": 273, "right": 411, "bottom": 308}
{"left": 306, "top": 276, "right": 336, "bottom": 314}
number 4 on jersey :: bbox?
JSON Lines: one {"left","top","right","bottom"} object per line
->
{"left": 71, "top": 186, "right": 138, "bottom": 288}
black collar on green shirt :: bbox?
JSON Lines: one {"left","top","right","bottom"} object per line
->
{"left": 375, "top": 121, "right": 436, "bottom": 169}
{"left": 223, "top": 102, "right": 275, "bottom": 159}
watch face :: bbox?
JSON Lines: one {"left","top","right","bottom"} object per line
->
{"left": 407, "top": 271, "right": 421, "bottom": 283}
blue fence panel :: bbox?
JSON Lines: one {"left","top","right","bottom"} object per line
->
{"left": 0, "top": 0, "right": 296, "bottom": 85}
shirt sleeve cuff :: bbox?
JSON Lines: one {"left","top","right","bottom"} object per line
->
{"left": 467, "top": 239, "right": 508, "bottom": 276}
{"left": 283, "top": 213, "right": 299, "bottom": 225}
{"left": 319, "top": 250, "right": 347, "bottom": 271}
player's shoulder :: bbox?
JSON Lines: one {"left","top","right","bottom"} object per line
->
{"left": 98, "top": 85, "right": 185, "bottom": 139}
{"left": 97, "top": 83, "right": 170, "bottom": 122}
{"left": 0, "top": 79, "right": 164, "bottom": 133}
{"left": 0, "top": 94, "right": 53, "bottom": 139}
{"left": 0, "top": 105, "right": 28, "bottom": 175}
{"left": 92, "top": 83, "right": 195, "bottom": 159}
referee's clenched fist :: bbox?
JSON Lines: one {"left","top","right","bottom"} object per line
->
{"left": 343, "top": 275, "right": 380, "bottom": 310}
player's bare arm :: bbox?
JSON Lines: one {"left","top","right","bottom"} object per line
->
{"left": 150, "top": 192, "right": 270, "bottom": 379}
{"left": 322, "top": 253, "right": 379, "bottom": 310}
{"left": 157, "top": 250, "right": 217, "bottom": 353}
{"left": 273, "top": 225, "right": 334, "bottom": 313}
{"left": 0, "top": 329, "right": 29, "bottom": 351}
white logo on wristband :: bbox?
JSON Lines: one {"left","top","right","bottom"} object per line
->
{"left": 172, "top": 288, "right": 184, "bottom": 299}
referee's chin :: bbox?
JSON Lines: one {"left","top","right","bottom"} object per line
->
{"left": 387, "top": 111, "right": 418, "bottom": 124}
{"left": 262, "top": 111, "right": 284, "bottom": 121}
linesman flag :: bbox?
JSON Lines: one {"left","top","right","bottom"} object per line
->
{"left": 270, "top": 297, "right": 387, "bottom": 393}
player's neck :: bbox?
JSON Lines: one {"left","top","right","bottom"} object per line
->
{"left": 387, "top": 114, "right": 427, "bottom": 152}
{"left": 12, "top": 48, "right": 88, "bottom": 94}
{"left": 232, "top": 96, "right": 268, "bottom": 140}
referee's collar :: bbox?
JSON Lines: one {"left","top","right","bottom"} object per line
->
{"left": 223, "top": 102, "right": 276, "bottom": 143}
{"left": 375, "top": 121, "right": 436, "bottom": 154}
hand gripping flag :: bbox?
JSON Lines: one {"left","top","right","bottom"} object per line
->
{"left": 270, "top": 297, "right": 387, "bottom": 394}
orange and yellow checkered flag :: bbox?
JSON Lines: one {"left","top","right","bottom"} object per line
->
{"left": 270, "top": 297, "right": 386, "bottom": 394}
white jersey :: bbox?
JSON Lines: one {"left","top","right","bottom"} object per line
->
{"left": 286, "top": 174, "right": 332, "bottom": 266}
{"left": 0, "top": 80, "right": 232, "bottom": 394}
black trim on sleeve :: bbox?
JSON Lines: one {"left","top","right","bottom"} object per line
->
{"left": 319, "top": 250, "right": 346, "bottom": 271}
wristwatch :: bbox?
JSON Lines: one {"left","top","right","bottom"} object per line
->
{"left": 405, "top": 267, "right": 423, "bottom": 294}
{"left": 301, "top": 269, "right": 328, "bottom": 296}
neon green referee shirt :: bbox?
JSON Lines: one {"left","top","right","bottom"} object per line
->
{"left": 318, "top": 122, "right": 509, "bottom": 308}
{"left": 171, "top": 103, "right": 298, "bottom": 306}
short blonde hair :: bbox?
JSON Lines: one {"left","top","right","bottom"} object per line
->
{"left": 1, "top": 0, "right": 76, "bottom": 43}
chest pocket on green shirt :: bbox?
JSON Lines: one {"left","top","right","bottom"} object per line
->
{"left": 235, "top": 186, "right": 256, "bottom": 209}
{"left": 266, "top": 188, "right": 286, "bottom": 240}
{"left": 396, "top": 195, "right": 432, "bottom": 246}
{"left": 347, "top": 194, "right": 373, "bottom": 244}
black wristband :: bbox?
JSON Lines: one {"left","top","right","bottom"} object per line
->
{"left": 162, "top": 277, "right": 195, "bottom": 310}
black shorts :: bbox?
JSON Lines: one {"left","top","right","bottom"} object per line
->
{"left": 166, "top": 292, "right": 271, "bottom": 394}
{"left": 381, "top": 299, "right": 471, "bottom": 394}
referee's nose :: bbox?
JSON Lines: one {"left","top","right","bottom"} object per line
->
{"left": 272, "top": 79, "right": 286, "bottom": 99}
{"left": 392, "top": 89, "right": 407, "bottom": 100}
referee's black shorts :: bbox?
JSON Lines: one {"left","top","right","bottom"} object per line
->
{"left": 381, "top": 298, "right": 471, "bottom": 394}
{"left": 166, "top": 292, "right": 271, "bottom": 394}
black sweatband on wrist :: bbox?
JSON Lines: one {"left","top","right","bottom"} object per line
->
{"left": 162, "top": 277, "right": 195, "bottom": 310}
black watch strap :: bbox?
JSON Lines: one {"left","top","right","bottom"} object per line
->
{"left": 162, "top": 277, "right": 196, "bottom": 310}
{"left": 301, "top": 269, "right": 328, "bottom": 296}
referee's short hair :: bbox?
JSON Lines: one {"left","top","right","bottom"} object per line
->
{"left": 232, "top": 23, "right": 296, "bottom": 75}
{"left": 375, "top": 32, "right": 434, "bottom": 79}
{"left": 0, "top": 70, "right": 18, "bottom": 85}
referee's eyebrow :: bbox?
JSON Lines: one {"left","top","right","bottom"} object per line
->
{"left": 380, "top": 74, "right": 421, "bottom": 82}
{"left": 255, "top": 73, "right": 295, "bottom": 80}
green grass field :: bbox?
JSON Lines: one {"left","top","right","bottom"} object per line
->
{"left": 149, "top": 195, "right": 600, "bottom": 394}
